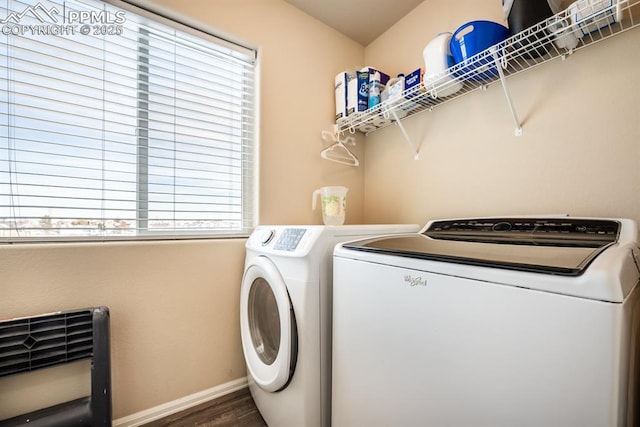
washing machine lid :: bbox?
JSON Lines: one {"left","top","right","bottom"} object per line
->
{"left": 342, "top": 218, "right": 620, "bottom": 276}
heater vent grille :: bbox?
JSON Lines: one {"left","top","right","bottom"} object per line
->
{"left": 0, "top": 310, "right": 93, "bottom": 377}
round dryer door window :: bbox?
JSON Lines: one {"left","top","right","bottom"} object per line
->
{"left": 248, "top": 277, "right": 280, "bottom": 365}
{"left": 240, "top": 255, "right": 297, "bottom": 392}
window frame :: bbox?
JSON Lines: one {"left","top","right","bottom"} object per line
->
{"left": 0, "top": 0, "right": 260, "bottom": 243}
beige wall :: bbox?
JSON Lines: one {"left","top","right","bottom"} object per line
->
{"left": 5, "top": 0, "right": 638, "bottom": 422}
{"left": 0, "top": 0, "right": 365, "bottom": 421}
{"left": 363, "top": 0, "right": 640, "bottom": 226}
{"left": 142, "top": 0, "right": 366, "bottom": 226}
{"left": 0, "top": 240, "right": 247, "bottom": 419}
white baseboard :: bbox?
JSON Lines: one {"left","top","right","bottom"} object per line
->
{"left": 113, "top": 377, "right": 249, "bottom": 427}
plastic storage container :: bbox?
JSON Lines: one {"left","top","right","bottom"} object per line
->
{"left": 503, "top": 0, "right": 559, "bottom": 58}
{"left": 568, "top": 0, "right": 624, "bottom": 35}
{"left": 450, "top": 20, "right": 509, "bottom": 80}
{"left": 423, "top": 32, "right": 464, "bottom": 98}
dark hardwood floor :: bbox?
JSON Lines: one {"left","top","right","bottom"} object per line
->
{"left": 142, "top": 387, "right": 267, "bottom": 427}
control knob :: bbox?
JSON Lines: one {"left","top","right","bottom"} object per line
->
{"left": 492, "top": 221, "right": 512, "bottom": 232}
{"left": 260, "top": 229, "right": 276, "bottom": 246}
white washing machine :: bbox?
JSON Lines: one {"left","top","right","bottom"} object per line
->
{"left": 240, "top": 224, "right": 418, "bottom": 427}
{"left": 332, "top": 216, "right": 640, "bottom": 427}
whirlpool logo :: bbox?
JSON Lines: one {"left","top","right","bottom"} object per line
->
{"left": 404, "top": 274, "right": 427, "bottom": 287}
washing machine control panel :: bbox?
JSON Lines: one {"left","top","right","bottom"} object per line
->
{"left": 424, "top": 218, "right": 620, "bottom": 247}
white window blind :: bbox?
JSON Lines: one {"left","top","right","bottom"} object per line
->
{"left": 0, "top": 0, "right": 257, "bottom": 242}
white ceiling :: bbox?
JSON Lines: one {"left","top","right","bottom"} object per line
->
{"left": 283, "top": 0, "right": 425, "bottom": 46}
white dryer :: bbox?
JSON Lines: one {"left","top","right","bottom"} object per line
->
{"left": 240, "top": 224, "right": 418, "bottom": 427}
{"left": 332, "top": 216, "right": 640, "bottom": 427}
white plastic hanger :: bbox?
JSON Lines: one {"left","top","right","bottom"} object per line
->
{"left": 320, "top": 129, "right": 360, "bottom": 167}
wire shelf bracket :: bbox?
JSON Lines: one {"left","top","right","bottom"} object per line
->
{"left": 491, "top": 46, "right": 523, "bottom": 137}
{"left": 389, "top": 109, "right": 421, "bottom": 159}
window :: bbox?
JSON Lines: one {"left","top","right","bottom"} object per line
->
{"left": 0, "top": 0, "right": 257, "bottom": 242}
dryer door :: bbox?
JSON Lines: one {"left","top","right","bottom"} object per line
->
{"left": 240, "top": 255, "right": 297, "bottom": 392}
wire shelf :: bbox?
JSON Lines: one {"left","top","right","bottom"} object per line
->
{"left": 336, "top": 0, "right": 640, "bottom": 136}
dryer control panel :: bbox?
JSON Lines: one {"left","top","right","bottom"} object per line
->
{"left": 247, "top": 225, "right": 325, "bottom": 257}
{"left": 273, "top": 228, "right": 307, "bottom": 251}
